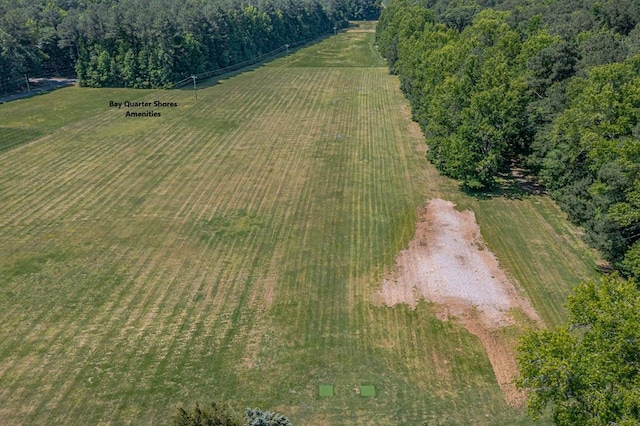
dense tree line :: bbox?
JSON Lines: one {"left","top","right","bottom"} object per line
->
{"left": 1, "top": 0, "right": 381, "bottom": 91}
{"left": 73, "top": 0, "right": 342, "bottom": 88}
{"left": 344, "top": 0, "right": 382, "bottom": 20}
{"left": 376, "top": 0, "right": 640, "bottom": 279}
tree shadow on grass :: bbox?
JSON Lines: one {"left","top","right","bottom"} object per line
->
{"left": 463, "top": 167, "right": 547, "bottom": 201}
{"left": 0, "top": 128, "right": 45, "bottom": 154}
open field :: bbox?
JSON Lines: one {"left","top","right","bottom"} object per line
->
{"left": 0, "top": 88, "right": 152, "bottom": 154}
{"left": 0, "top": 23, "right": 598, "bottom": 424}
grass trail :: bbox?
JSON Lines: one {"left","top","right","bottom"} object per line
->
{"left": 0, "top": 23, "right": 597, "bottom": 424}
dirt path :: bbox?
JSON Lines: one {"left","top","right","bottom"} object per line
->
{"left": 376, "top": 198, "right": 541, "bottom": 406}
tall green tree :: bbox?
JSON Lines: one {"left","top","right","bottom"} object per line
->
{"left": 517, "top": 274, "right": 640, "bottom": 425}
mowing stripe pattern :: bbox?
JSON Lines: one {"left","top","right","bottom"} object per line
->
{"left": 0, "top": 25, "right": 597, "bottom": 425}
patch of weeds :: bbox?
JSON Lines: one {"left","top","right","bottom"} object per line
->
{"left": 199, "top": 210, "right": 263, "bottom": 245}
{"left": 5, "top": 251, "right": 69, "bottom": 278}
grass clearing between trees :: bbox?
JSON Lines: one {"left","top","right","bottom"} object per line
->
{"left": 0, "top": 23, "right": 598, "bottom": 424}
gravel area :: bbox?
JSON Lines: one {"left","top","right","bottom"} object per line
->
{"left": 377, "top": 198, "right": 539, "bottom": 326}
{"left": 376, "top": 198, "right": 541, "bottom": 406}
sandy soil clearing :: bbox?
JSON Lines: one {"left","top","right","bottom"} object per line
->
{"left": 376, "top": 198, "right": 541, "bottom": 406}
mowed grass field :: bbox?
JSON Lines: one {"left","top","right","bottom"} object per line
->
{"left": 0, "top": 23, "right": 598, "bottom": 424}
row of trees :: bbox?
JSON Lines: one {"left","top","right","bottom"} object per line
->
{"left": 378, "top": 4, "right": 546, "bottom": 189}
{"left": 376, "top": 0, "right": 640, "bottom": 279}
{"left": 74, "top": 0, "right": 342, "bottom": 88}
{"left": 1, "top": 0, "right": 381, "bottom": 91}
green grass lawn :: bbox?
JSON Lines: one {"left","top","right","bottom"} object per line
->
{"left": 0, "top": 87, "right": 153, "bottom": 153}
{"left": 0, "top": 24, "right": 597, "bottom": 424}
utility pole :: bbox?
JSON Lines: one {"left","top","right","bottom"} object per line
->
{"left": 190, "top": 75, "right": 197, "bottom": 100}
{"left": 24, "top": 75, "right": 31, "bottom": 94}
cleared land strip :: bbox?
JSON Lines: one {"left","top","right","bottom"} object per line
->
{"left": 0, "top": 26, "right": 598, "bottom": 425}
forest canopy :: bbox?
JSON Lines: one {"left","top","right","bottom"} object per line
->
{"left": 376, "top": 0, "right": 640, "bottom": 277}
{"left": 0, "top": 0, "right": 381, "bottom": 90}
{"left": 517, "top": 274, "right": 640, "bottom": 424}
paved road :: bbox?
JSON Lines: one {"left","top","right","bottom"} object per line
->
{"left": 0, "top": 78, "right": 76, "bottom": 104}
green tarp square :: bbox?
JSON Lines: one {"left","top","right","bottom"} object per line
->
{"left": 360, "top": 385, "right": 375, "bottom": 397}
{"left": 319, "top": 385, "right": 334, "bottom": 397}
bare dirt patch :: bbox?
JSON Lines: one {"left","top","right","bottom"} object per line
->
{"left": 376, "top": 199, "right": 541, "bottom": 406}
